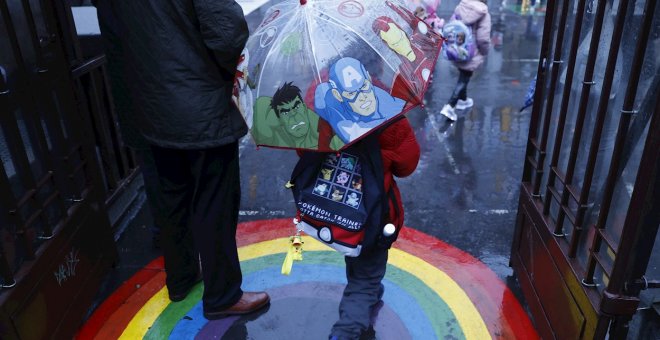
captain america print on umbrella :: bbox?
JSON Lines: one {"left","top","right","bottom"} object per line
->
{"left": 233, "top": 0, "right": 442, "bottom": 151}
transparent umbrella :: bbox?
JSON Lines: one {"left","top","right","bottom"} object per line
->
{"left": 233, "top": 0, "right": 442, "bottom": 151}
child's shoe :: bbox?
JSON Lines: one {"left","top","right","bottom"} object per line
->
{"left": 455, "top": 97, "right": 474, "bottom": 110}
{"left": 440, "top": 104, "right": 457, "bottom": 121}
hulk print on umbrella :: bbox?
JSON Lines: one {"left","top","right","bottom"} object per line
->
{"left": 253, "top": 82, "right": 344, "bottom": 150}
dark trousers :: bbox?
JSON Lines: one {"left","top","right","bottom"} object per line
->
{"left": 150, "top": 142, "right": 243, "bottom": 311}
{"left": 448, "top": 69, "right": 473, "bottom": 107}
{"left": 331, "top": 246, "right": 389, "bottom": 339}
{"left": 136, "top": 149, "right": 165, "bottom": 243}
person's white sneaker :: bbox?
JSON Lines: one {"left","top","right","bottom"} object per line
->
{"left": 439, "top": 104, "right": 457, "bottom": 121}
{"left": 455, "top": 97, "right": 474, "bottom": 110}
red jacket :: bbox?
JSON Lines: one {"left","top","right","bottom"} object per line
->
{"left": 379, "top": 117, "right": 420, "bottom": 229}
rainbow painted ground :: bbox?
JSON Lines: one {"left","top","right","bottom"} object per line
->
{"left": 77, "top": 219, "right": 538, "bottom": 339}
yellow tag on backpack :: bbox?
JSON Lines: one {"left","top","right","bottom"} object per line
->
{"left": 281, "top": 220, "right": 304, "bottom": 275}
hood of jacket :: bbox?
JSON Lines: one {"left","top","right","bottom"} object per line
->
{"left": 454, "top": 0, "right": 488, "bottom": 25}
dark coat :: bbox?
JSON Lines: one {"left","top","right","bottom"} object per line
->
{"left": 96, "top": 0, "right": 249, "bottom": 149}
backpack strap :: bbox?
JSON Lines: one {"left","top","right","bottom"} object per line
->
{"left": 388, "top": 189, "right": 400, "bottom": 219}
{"left": 350, "top": 133, "right": 393, "bottom": 252}
{"left": 359, "top": 133, "right": 402, "bottom": 250}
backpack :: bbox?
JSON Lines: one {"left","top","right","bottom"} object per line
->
{"left": 288, "top": 134, "right": 398, "bottom": 257}
{"left": 441, "top": 16, "right": 477, "bottom": 62}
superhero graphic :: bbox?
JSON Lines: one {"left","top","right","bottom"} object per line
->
{"left": 253, "top": 82, "right": 343, "bottom": 150}
{"left": 314, "top": 57, "right": 405, "bottom": 144}
{"left": 372, "top": 1, "right": 441, "bottom": 105}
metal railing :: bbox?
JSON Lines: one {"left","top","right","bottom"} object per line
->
{"left": 0, "top": 0, "right": 136, "bottom": 290}
{"left": 518, "top": 0, "right": 659, "bottom": 337}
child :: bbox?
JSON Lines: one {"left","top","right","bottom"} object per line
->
{"left": 414, "top": 5, "right": 445, "bottom": 33}
{"left": 439, "top": 0, "right": 491, "bottom": 121}
{"left": 328, "top": 117, "right": 420, "bottom": 339}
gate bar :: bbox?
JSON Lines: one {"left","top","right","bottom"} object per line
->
{"left": 541, "top": 0, "right": 592, "bottom": 232}
{"left": 521, "top": 0, "right": 557, "bottom": 184}
{"left": 18, "top": 0, "right": 48, "bottom": 72}
{"left": 6, "top": 0, "right": 71, "bottom": 242}
{"left": 585, "top": 0, "right": 658, "bottom": 285}
{"left": 607, "top": 88, "right": 659, "bottom": 339}
{"left": 85, "top": 69, "right": 121, "bottom": 190}
{"left": 99, "top": 63, "right": 132, "bottom": 179}
{"left": 531, "top": 0, "right": 571, "bottom": 196}
{"left": 51, "top": 0, "right": 83, "bottom": 66}
{"left": 564, "top": 0, "right": 632, "bottom": 257}
{"left": 0, "top": 115, "right": 40, "bottom": 258}
{"left": 0, "top": 0, "right": 26, "bottom": 73}
{"left": 598, "top": 0, "right": 658, "bottom": 291}
{"left": 0, "top": 112, "right": 21, "bottom": 287}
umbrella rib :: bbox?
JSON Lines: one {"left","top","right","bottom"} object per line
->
{"left": 251, "top": 2, "right": 297, "bottom": 37}
{"left": 256, "top": 9, "right": 302, "bottom": 98}
{"left": 303, "top": 7, "right": 322, "bottom": 85}
{"left": 307, "top": 12, "right": 350, "bottom": 71}
{"left": 311, "top": 7, "right": 400, "bottom": 79}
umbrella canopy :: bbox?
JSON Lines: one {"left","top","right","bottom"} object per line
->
{"left": 233, "top": 0, "right": 442, "bottom": 151}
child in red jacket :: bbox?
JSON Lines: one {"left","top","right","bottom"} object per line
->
{"left": 330, "top": 116, "right": 420, "bottom": 340}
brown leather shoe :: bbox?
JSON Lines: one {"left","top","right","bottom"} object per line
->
{"left": 203, "top": 292, "right": 270, "bottom": 320}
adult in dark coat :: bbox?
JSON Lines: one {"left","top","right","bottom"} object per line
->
{"left": 95, "top": 0, "right": 269, "bottom": 319}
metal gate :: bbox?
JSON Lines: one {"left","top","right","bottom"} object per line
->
{"left": 511, "top": 0, "right": 659, "bottom": 338}
{"left": 0, "top": 1, "right": 138, "bottom": 338}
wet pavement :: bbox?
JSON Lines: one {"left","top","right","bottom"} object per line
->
{"left": 82, "top": 1, "right": 545, "bottom": 339}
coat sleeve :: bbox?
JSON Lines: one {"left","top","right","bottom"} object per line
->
{"left": 476, "top": 11, "right": 491, "bottom": 56}
{"left": 192, "top": 0, "right": 249, "bottom": 75}
{"left": 379, "top": 118, "right": 420, "bottom": 178}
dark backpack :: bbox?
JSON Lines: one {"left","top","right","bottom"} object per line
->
{"left": 289, "top": 134, "right": 398, "bottom": 257}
